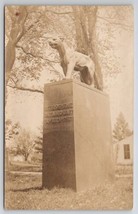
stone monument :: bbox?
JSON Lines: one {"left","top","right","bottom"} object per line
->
{"left": 43, "top": 79, "right": 114, "bottom": 191}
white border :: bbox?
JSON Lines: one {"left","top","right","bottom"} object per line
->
{"left": 1, "top": 0, "right": 138, "bottom": 213}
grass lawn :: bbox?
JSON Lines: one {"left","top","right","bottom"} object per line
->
{"left": 5, "top": 172, "right": 133, "bottom": 210}
{"left": 8, "top": 161, "right": 42, "bottom": 172}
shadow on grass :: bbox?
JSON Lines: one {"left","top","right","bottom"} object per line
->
{"left": 10, "top": 186, "right": 44, "bottom": 192}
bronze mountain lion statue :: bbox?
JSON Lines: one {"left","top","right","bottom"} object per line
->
{"left": 48, "top": 37, "right": 95, "bottom": 86}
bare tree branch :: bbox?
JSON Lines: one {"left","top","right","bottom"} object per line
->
{"left": 7, "top": 84, "right": 44, "bottom": 94}
{"left": 9, "top": 76, "right": 19, "bottom": 85}
{"left": 15, "top": 7, "right": 28, "bottom": 43}
{"left": 97, "top": 15, "right": 133, "bottom": 30}
{"left": 15, "top": 9, "right": 46, "bottom": 43}
{"left": 16, "top": 45, "right": 60, "bottom": 63}
{"left": 45, "top": 9, "right": 73, "bottom": 15}
{"left": 5, "top": 31, "right": 11, "bottom": 41}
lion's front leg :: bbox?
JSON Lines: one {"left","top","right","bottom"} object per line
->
{"left": 66, "top": 60, "right": 76, "bottom": 79}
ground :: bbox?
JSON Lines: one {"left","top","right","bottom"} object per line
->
{"left": 5, "top": 162, "right": 133, "bottom": 210}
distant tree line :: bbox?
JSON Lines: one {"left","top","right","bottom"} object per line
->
{"left": 6, "top": 119, "right": 42, "bottom": 162}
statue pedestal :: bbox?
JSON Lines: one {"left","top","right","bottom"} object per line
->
{"left": 43, "top": 79, "right": 114, "bottom": 191}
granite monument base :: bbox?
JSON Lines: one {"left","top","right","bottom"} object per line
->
{"left": 43, "top": 79, "right": 114, "bottom": 191}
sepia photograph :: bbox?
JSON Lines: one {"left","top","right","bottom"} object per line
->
{"left": 4, "top": 5, "right": 133, "bottom": 210}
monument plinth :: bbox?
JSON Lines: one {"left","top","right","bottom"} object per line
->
{"left": 43, "top": 79, "right": 114, "bottom": 191}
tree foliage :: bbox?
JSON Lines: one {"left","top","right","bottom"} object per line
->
{"left": 5, "top": 6, "right": 51, "bottom": 93}
{"left": 5, "top": 119, "right": 20, "bottom": 145}
{"left": 113, "top": 112, "right": 133, "bottom": 141}
{"left": 34, "top": 136, "right": 43, "bottom": 153}
{"left": 5, "top": 5, "right": 133, "bottom": 94}
{"left": 11, "top": 128, "right": 35, "bottom": 161}
{"left": 34, "top": 126, "right": 43, "bottom": 153}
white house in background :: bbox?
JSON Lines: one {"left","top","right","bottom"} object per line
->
{"left": 113, "top": 135, "right": 133, "bottom": 165}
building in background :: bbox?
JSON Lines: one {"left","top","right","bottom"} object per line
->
{"left": 113, "top": 135, "right": 133, "bottom": 165}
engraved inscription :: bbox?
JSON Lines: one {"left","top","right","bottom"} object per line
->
{"left": 45, "top": 102, "right": 73, "bottom": 111}
{"left": 44, "top": 102, "right": 73, "bottom": 132}
{"left": 45, "top": 116, "right": 73, "bottom": 124}
{"left": 45, "top": 109, "right": 73, "bottom": 118}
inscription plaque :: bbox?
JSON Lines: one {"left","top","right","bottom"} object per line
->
{"left": 44, "top": 102, "right": 73, "bottom": 132}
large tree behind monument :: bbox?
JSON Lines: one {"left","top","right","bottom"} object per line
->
{"left": 5, "top": 6, "right": 133, "bottom": 143}
{"left": 5, "top": 6, "right": 133, "bottom": 94}
{"left": 72, "top": 6, "right": 103, "bottom": 90}
{"left": 72, "top": 6, "right": 133, "bottom": 90}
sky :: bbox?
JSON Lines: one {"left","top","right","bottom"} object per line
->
{"left": 108, "top": 27, "right": 133, "bottom": 129}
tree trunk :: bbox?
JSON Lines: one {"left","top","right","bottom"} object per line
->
{"left": 24, "top": 154, "right": 29, "bottom": 161}
{"left": 87, "top": 6, "right": 103, "bottom": 90}
{"left": 72, "top": 6, "right": 103, "bottom": 90}
{"left": 5, "top": 6, "right": 27, "bottom": 85}
{"left": 5, "top": 40, "right": 16, "bottom": 85}
{"left": 72, "top": 6, "right": 89, "bottom": 55}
